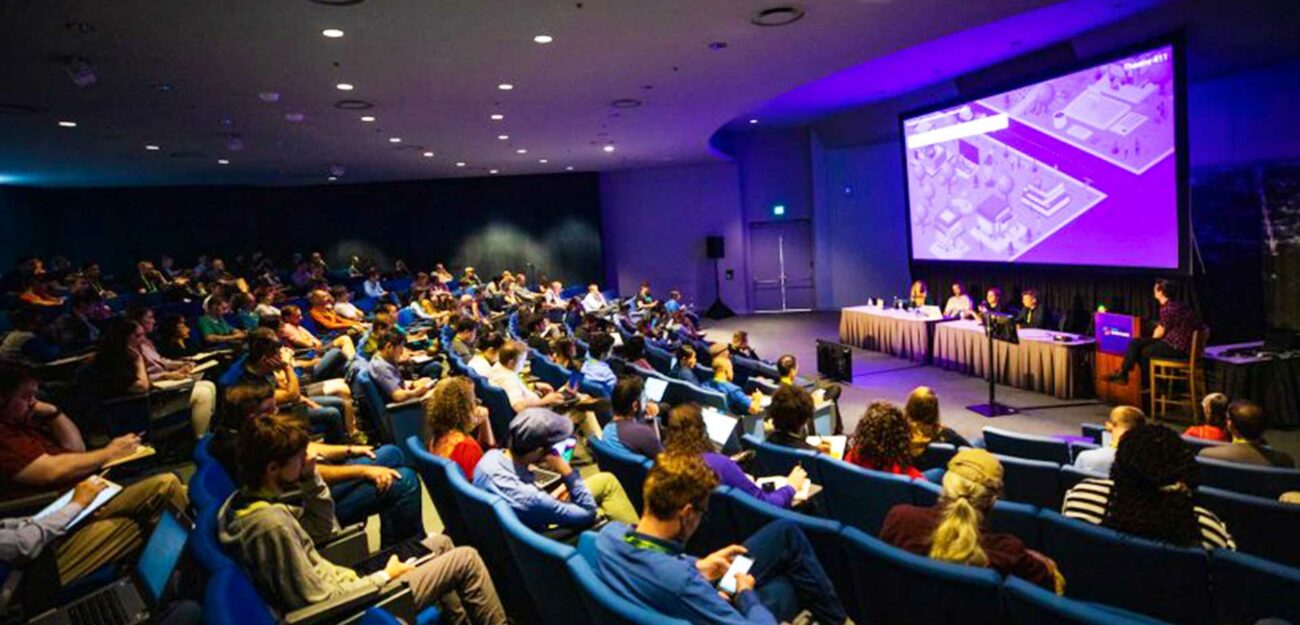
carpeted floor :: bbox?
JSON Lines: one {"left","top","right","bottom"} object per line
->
{"left": 694, "top": 310, "right": 1300, "bottom": 459}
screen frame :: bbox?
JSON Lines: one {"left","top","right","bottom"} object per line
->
{"left": 897, "top": 33, "right": 1190, "bottom": 276}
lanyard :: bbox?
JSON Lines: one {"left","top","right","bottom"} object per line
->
{"left": 623, "top": 533, "right": 675, "bottom": 554}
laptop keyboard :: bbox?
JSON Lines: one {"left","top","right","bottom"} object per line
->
{"left": 68, "top": 589, "right": 131, "bottom": 625}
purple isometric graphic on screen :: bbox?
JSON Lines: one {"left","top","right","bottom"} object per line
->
{"left": 903, "top": 44, "right": 1178, "bottom": 269}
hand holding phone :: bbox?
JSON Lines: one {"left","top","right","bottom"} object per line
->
{"left": 718, "top": 555, "right": 755, "bottom": 595}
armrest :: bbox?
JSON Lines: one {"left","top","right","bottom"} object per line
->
{"left": 283, "top": 585, "right": 381, "bottom": 625}
{"left": 318, "top": 523, "right": 369, "bottom": 567}
{"left": 100, "top": 392, "right": 152, "bottom": 407}
{"left": 0, "top": 492, "right": 59, "bottom": 518}
{"left": 385, "top": 397, "right": 425, "bottom": 411}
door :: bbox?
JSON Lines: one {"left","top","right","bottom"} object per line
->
{"left": 749, "top": 219, "right": 815, "bottom": 312}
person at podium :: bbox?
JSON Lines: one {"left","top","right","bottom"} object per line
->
{"left": 1104, "top": 279, "right": 1204, "bottom": 384}
{"left": 974, "top": 287, "right": 1006, "bottom": 323}
{"left": 1013, "top": 288, "right": 1051, "bottom": 329}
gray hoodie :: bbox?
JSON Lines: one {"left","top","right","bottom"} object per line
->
{"left": 217, "top": 471, "right": 389, "bottom": 612}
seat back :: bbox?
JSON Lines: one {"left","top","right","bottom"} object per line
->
{"left": 194, "top": 433, "right": 215, "bottom": 468}
{"left": 1038, "top": 510, "right": 1211, "bottom": 625}
{"left": 982, "top": 427, "right": 1072, "bottom": 465}
{"left": 1179, "top": 435, "right": 1227, "bottom": 453}
{"left": 1196, "top": 456, "right": 1300, "bottom": 499}
{"left": 351, "top": 367, "right": 396, "bottom": 444}
{"left": 565, "top": 556, "right": 691, "bottom": 625}
{"left": 1080, "top": 423, "right": 1105, "bottom": 445}
{"left": 405, "top": 436, "right": 470, "bottom": 545}
{"left": 493, "top": 501, "right": 591, "bottom": 625}
{"left": 839, "top": 525, "right": 1004, "bottom": 625}
{"left": 1197, "top": 486, "right": 1300, "bottom": 567}
{"left": 996, "top": 454, "right": 1063, "bottom": 510}
{"left": 395, "top": 307, "right": 417, "bottom": 329}
{"left": 474, "top": 378, "right": 516, "bottom": 446}
{"left": 909, "top": 480, "right": 1042, "bottom": 549}
{"left": 358, "top": 607, "right": 402, "bottom": 625}
{"left": 528, "top": 352, "right": 570, "bottom": 389}
{"left": 915, "top": 443, "right": 958, "bottom": 471}
{"left": 665, "top": 380, "right": 728, "bottom": 411}
{"left": 203, "top": 567, "right": 278, "bottom": 625}
{"left": 587, "top": 436, "right": 652, "bottom": 515}
{"left": 1002, "top": 577, "right": 1169, "bottom": 625}
{"left": 1059, "top": 464, "right": 1105, "bottom": 495}
{"left": 815, "top": 454, "right": 915, "bottom": 535}
{"left": 749, "top": 435, "right": 819, "bottom": 478}
{"left": 643, "top": 344, "right": 675, "bottom": 376}
{"left": 192, "top": 504, "right": 238, "bottom": 574}
{"left": 1210, "top": 549, "right": 1300, "bottom": 625}
{"left": 190, "top": 462, "right": 236, "bottom": 514}
{"left": 444, "top": 457, "right": 538, "bottom": 622}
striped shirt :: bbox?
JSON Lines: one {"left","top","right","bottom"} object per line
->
{"left": 1062, "top": 478, "right": 1236, "bottom": 550}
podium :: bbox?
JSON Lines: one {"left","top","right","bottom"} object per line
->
{"left": 1094, "top": 312, "right": 1142, "bottom": 406}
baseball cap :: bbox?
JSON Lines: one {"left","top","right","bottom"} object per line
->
{"left": 947, "top": 448, "right": 1003, "bottom": 489}
{"left": 508, "top": 407, "right": 573, "bottom": 451}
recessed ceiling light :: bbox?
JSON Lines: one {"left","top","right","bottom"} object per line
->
{"left": 498, "top": 134, "right": 509, "bottom": 140}
{"left": 749, "top": 118, "right": 759, "bottom": 124}
{"left": 534, "top": 34, "right": 553, "bottom": 44}
{"left": 455, "top": 161, "right": 466, "bottom": 167}
{"left": 57, "top": 120, "right": 77, "bottom": 128}
{"left": 516, "top": 148, "right": 527, "bottom": 154}
{"left": 539, "top": 158, "right": 548, "bottom": 163}
{"left": 603, "top": 145, "right": 615, "bottom": 153}
{"left": 389, "top": 137, "right": 401, "bottom": 143}
{"left": 490, "top": 113, "right": 504, "bottom": 121}
{"left": 322, "top": 28, "right": 344, "bottom": 38}
{"left": 258, "top": 91, "right": 281, "bottom": 102}
{"left": 217, "top": 159, "right": 229, "bottom": 165}
{"left": 498, "top": 83, "right": 514, "bottom": 91}
{"left": 285, "top": 112, "right": 305, "bottom": 122}
{"left": 360, "top": 115, "right": 376, "bottom": 122}
{"left": 489, "top": 169, "right": 500, "bottom": 174}
{"left": 422, "top": 151, "right": 434, "bottom": 157}
{"left": 565, "top": 166, "right": 574, "bottom": 171}
{"left": 145, "top": 144, "right": 160, "bottom": 151}
{"left": 336, "top": 83, "right": 354, "bottom": 91}
{"left": 328, "top": 175, "right": 338, "bottom": 181}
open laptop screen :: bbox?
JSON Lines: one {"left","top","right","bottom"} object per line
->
{"left": 137, "top": 510, "right": 189, "bottom": 605}
{"left": 643, "top": 377, "right": 669, "bottom": 403}
{"left": 701, "top": 407, "right": 739, "bottom": 448}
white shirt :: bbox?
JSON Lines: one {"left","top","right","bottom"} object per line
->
{"left": 581, "top": 292, "right": 607, "bottom": 313}
{"left": 468, "top": 354, "right": 493, "bottom": 377}
{"left": 254, "top": 303, "right": 281, "bottom": 318}
{"left": 544, "top": 289, "right": 565, "bottom": 308}
{"left": 364, "top": 280, "right": 387, "bottom": 298}
{"left": 944, "top": 295, "right": 974, "bottom": 318}
{"left": 487, "top": 362, "right": 538, "bottom": 407}
{"left": 1073, "top": 446, "right": 1117, "bottom": 475}
{"left": 334, "top": 301, "right": 363, "bottom": 321}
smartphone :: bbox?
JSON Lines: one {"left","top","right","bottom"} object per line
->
{"left": 718, "top": 555, "right": 754, "bottom": 595}
{"left": 550, "top": 437, "right": 576, "bottom": 463}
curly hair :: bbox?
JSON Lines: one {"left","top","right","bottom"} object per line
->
{"left": 1104, "top": 425, "right": 1201, "bottom": 547}
{"left": 425, "top": 376, "right": 477, "bottom": 441}
{"left": 849, "top": 401, "right": 914, "bottom": 471}
{"left": 663, "top": 403, "right": 716, "bottom": 457}
{"left": 644, "top": 453, "right": 719, "bottom": 519}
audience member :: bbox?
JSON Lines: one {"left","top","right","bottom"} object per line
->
{"left": 196, "top": 295, "right": 246, "bottom": 346}
{"left": 467, "top": 331, "right": 504, "bottom": 377}
{"left": 663, "top": 403, "right": 804, "bottom": 509}
{"left": 155, "top": 314, "right": 197, "bottom": 360}
{"left": 728, "top": 330, "right": 759, "bottom": 361}
{"left": 1184, "top": 392, "right": 1231, "bottom": 442}
{"left": 331, "top": 285, "right": 365, "bottom": 321}
{"left": 634, "top": 281, "right": 656, "bottom": 311}
{"left": 0, "top": 363, "right": 188, "bottom": 584}
{"left": 473, "top": 408, "right": 637, "bottom": 529}
{"left": 1063, "top": 425, "right": 1235, "bottom": 549}
{"left": 253, "top": 286, "right": 281, "bottom": 319}
{"left": 450, "top": 317, "right": 478, "bottom": 361}
{"left": 241, "top": 328, "right": 350, "bottom": 444}
{"left": 279, "top": 304, "right": 357, "bottom": 364}
{"left": 550, "top": 336, "right": 582, "bottom": 372}
{"left": 579, "top": 333, "right": 618, "bottom": 392}
{"left": 19, "top": 276, "right": 63, "bottom": 307}
{"left": 229, "top": 292, "right": 259, "bottom": 331}
{"left": 765, "top": 384, "right": 822, "bottom": 452}
{"left": 1074, "top": 406, "right": 1146, "bottom": 474}
{"left": 622, "top": 335, "right": 652, "bottom": 371}
{"left": 52, "top": 289, "right": 103, "bottom": 350}
{"left": 603, "top": 376, "right": 663, "bottom": 459}
{"left": 672, "top": 344, "right": 701, "bottom": 385}
{"left": 0, "top": 307, "right": 61, "bottom": 364}
{"left": 881, "top": 449, "right": 1062, "bottom": 593}
{"left": 1198, "top": 400, "right": 1295, "bottom": 467}
{"left": 594, "top": 453, "right": 852, "bottom": 625}
{"left": 369, "top": 331, "right": 434, "bottom": 402}
{"left": 704, "top": 355, "right": 764, "bottom": 416}
{"left": 904, "top": 386, "right": 970, "bottom": 461}
{"left": 845, "top": 401, "right": 924, "bottom": 478}
{"left": 581, "top": 284, "right": 608, "bottom": 313}
{"left": 308, "top": 289, "right": 364, "bottom": 334}
{"left": 218, "top": 413, "right": 505, "bottom": 622}
{"left": 426, "top": 377, "right": 492, "bottom": 477}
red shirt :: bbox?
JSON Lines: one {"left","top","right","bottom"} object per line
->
{"left": 880, "top": 504, "right": 1054, "bottom": 591}
{"left": 0, "top": 418, "right": 68, "bottom": 501}
{"left": 1183, "top": 425, "right": 1230, "bottom": 442}
{"left": 430, "top": 433, "right": 484, "bottom": 478}
{"left": 845, "top": 449, "right": 925, "bottom": 480}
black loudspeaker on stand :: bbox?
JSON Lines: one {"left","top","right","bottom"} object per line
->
{"left": 704, "top": 235, "right": 735, "bottom": 319}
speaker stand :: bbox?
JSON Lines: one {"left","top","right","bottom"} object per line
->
{"left": 966, "top": 320, "right": 1017, "bottom": 418}
{"left": 704, "top": 258, "right": 734, "bottom": 320}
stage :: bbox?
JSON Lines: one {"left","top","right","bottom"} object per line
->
{"left": 698, "top": 311, "right": 1300, "bottom": 458}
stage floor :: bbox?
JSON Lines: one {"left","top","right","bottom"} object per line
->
{"left": 698, "top": 311, "right": 1300, "bottom": 459}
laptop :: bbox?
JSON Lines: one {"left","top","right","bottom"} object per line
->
{"left": 643, "top": 377, "right": 669, "bottom": 403}
{"left": 701, "top": 407, "right": 742, "bottom": 454}
{"left": 33, "top": 510, "right": 189, "bottom": 625}
{"left": 352, "top": 538, "right": 436, "bottom": 576}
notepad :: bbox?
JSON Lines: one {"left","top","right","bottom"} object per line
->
{"left": 806, "top": 435, "right": 847, "bottom": 460}
{"left": 32, "top": 479, "right": 123, "bottom": 530}
{"left": 102, "top": 445, "right": 157, "bottom": 469}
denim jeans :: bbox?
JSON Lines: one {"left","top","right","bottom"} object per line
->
{"left": 312, "top": 347, "right": 348, "bottom": 381}
{"left": 305, "top": 395, "right": 346, "bottom": 444}
{"left": 329, "top": 444, "right": 423, "bottom": 548}
{"left": 746, "top": 520, "right": 848, "bottom": 625}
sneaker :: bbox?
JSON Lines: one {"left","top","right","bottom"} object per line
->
{"left": 1102, "top": 371, "right": 1128, "bottom": 384}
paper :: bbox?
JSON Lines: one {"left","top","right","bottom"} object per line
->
{"left": 102, "top": 445, "right": 156, "bottom": 469}
{"left": 152, "top": 379, "right": 192, "bottom": 390}
{"left": 806, "top": 435, "right": 847, "bottom": 460}
{"left": 32, "top": 479, "right": 123, "bottom": 529}
{"left": 191, "top": 360, "right": 219, "bottom": 374}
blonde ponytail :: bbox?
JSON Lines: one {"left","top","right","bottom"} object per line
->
{"left": 929, "top": 471, "right": 996, "bottom": 567}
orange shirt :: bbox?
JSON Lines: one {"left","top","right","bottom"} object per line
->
{"left": 310, "top": 306, "right": 360, "bottom": 331}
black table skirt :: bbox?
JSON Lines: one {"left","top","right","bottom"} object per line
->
{"left": 1208, "top": 357, "right": 1300, "bottom": 430}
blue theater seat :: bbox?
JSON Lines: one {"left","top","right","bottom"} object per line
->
{"left": 471, "top": 376, "right": 516, "bottom": 446}
{"left": 352, "top": 367, "right": 424, "bottom": 458}
{"left": 1002, "top": 577, "right": 1171, "bottom": 625}
{"left": 189, "top": 462, "right": 235, "bottom": 514}
{"left": 1037, "top": 509, "right": 1211, "bottom": 625}
{"left": 982, "top": 427, "right": 1073, "bottom": 465}
{"left": 746, "top": 434, "right": 819, "bottom": 478}
{"left": 405, "top": 436, "right": 470, "bottom": 545}
{"left": 995, "top": 454, "right": 1063, "bottom": 510}
{"left": 1210, "top": 549, "right": 1300, "bottom": 625}
{"left": 815, "top": 453, "right": 916, "bottom": 535}
{"left": 915, "top": 442, "right": 958, "bottom": 471}
{"left": 565, "top": 556, "right": 690, "bottom": 625}
{"left": 1195, "top": 456, "right": 1300, "bottom": 499}
{"left": 493, "top": 500, "right": 592, "bottom": 625}
{"left": 587, "top": 436, "right": 652, "bottom": 515}
{"left": 1197, "top": 486, "right": 1300, "bottom": 567}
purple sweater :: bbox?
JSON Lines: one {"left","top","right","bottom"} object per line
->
{"left": 702, "top": 452, "right": 795, "bottom": 509}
